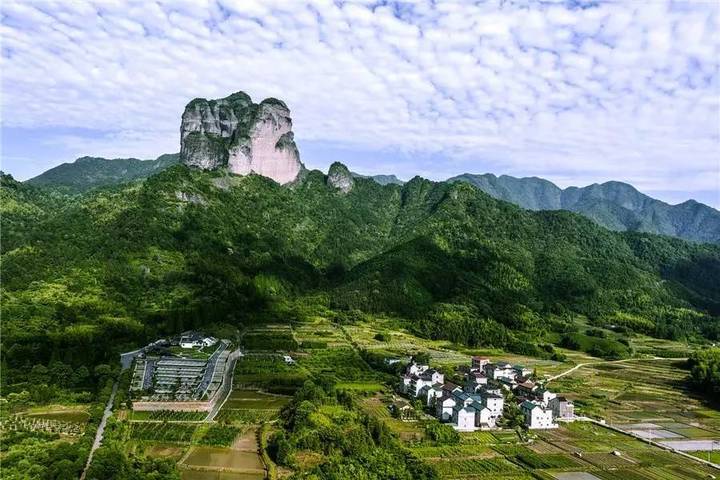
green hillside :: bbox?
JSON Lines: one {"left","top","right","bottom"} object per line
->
{"left": 2, "top": 165, "right": 719, "bottom": 386}
{"left": 25, "top": 153, "right": 180, "bottom": 192}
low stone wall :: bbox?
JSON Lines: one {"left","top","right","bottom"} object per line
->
{"left": 132, "top": 401, "right": 211, "bottom": 412}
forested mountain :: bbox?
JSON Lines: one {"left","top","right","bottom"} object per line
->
{"left": 449, "top": 173, "right": 720, "bottom": 244}
{"left": 25, "top": 157, "right": 719, "bottom": 245}
{"left": 3, "top": 164, "right": 719, "bottom": 387}
{"left": 25, "top": 153, "right": 180, "bottom": 192}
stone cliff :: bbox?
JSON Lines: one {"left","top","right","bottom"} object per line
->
{"left": 327, "top": 162, "right": 354, "bottom": 193}
{"left": 180, "top": 92, "right": 303, "bottom": 184}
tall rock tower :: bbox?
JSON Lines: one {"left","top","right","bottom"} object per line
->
{"left": 180, "top": 92, "right": 303, "bottom": 184}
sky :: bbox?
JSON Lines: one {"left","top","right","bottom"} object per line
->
{"left": 1, "top": 0, "right": 719, "bottom": 208}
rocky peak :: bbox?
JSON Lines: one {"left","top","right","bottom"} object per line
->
{"left": 180, "top": 91, "right": 303, "bottom": 184}
{"left": 327, "top": 162, "right": 354, "bottom": 193}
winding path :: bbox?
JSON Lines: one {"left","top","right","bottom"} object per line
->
{"left": 79, "top": 380, "right": 119, "bottom": 480}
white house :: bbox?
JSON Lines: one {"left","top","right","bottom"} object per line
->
{"left": 520, "top": 401, "right": 558, "bottom": 429}
{"left": 513, "top": 364, "right": 533, "bottom": 378}
{"left": 437, "top": 395, "right": 457, "bottom": 421}
{"left": 407, "top": 368, "right": 444, "bottom": 398}
{"left": 452, "top": 405, "right": 477, "bottom": 431}
{"left": 549, "top": 396, "right": 574, "bottom": 420}
{"left": 474, "top": 403, "right": 497, "bottom": 429}
{"left": 178, "top": 332, "right": 217, "bottom": 349}
{"left": 535, "top": 388, "right": 557, "bottom": 406}
{"left": 486, "top": 362, "right": 516, "bottom": 380}
{"left": 482, "top": 391, "right": 504, "bottom": 417}
{"left": 406, "top": 362, "right": 429, "bottom": 376}
{"left": 425, "top": 383, "right": 444, "bottom": 406}
{"left": 465, "top": 371, "right": 488, "bottom": 391}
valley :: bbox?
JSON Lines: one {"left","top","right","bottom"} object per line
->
{"left": 87, "top": 318, "right": 719, "bottom": 480}
{"left": 2, "top": 91, "right": 719, "bottom": 479}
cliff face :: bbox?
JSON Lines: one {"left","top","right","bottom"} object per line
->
{"left": 180, "top": 92, "right": 303, "bottom": 184}
{"left": 327, "top": 162, "right": 354, "bottom": 193}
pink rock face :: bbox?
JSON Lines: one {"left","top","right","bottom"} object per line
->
{"left": 228, "top": 103, "right": 302, "bottom": 185}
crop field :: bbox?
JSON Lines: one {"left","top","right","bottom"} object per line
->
{"left": 25, "top": 406, "right": 91, "bottom": 423}
{"left": 142, "top": 443, "right": 187, "bottom": 461}
{"left": 296, "top": 346, "right": 378, "bottom": 381}
{"left": 545, "top": 358, "right": 696, "bottom": 420}
{"left": 217, "top": 389, "right": 289, "bottom": 426}
{"left": 545, "top": 356, "right": 720, "bottom": 466}
{"left": 343, "top": 319, "right": 573, "bottom": 376}
{"left": 128, "top": 410, "right": 207, "bottom": 421}
{"left": 242, "top": 324, "right": 298, "bottom": 352}
{"left": 1, "top": 413, "right": 87, "bottom": 436}
{"left": 342, "top": 320, "right": 470, "bottom": 369}
{"left": 128, "top": 421, "right": 198, "bottom": 443}
{"left": 359, "top": 394, "right": 429, "bottom": 441}
{"left": 233, "top": 354, "right": 309, "bottom": 394}
{"left": 178, "top": 427, "right": 266, "bottom": 480}
{"left": 432, "top": 456, "right": 527, "bottom": 477}
{"left": 294, "top": 319, "right": 349, "bottom": 348}
{"left": 180, "top": 471, "right": 264, "bottom": 480}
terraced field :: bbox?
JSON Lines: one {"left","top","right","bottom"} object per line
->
{"left": 216, "top": 389, "right": 289, "bottom": 425}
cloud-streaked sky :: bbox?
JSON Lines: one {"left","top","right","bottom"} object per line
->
{"left": 1, "top": 0, "right": 719, "bottom": 207}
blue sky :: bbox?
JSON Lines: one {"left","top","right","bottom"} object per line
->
{"left": 1, "top": 0, "right": 719, "bottom": 208}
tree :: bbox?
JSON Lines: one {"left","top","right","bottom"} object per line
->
{"left": 85, "top": 446, "right": 129, "bottom": 480}
{"left": 687, "top": 348, "right": 720, "bottom": 399}
{"left": 71, "top": 365, "right": 91, "bottom": 387}
{"left": 29, "top": 364, "right": 49, "bottom": 384}
{"left": 500, "top": 392, "right": 525, "bottom": 429}
{"left": 49, "top": 361, "right": 74, "bottom": 388}
{"left": 424, "top": 422, "right": 460, "bottom": 444}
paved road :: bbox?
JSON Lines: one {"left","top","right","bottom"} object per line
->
{"left": 196, "top": 341, "right": 228, "bottom": 397}
{"left": 545, "top": 356, "right": 685, "bottom": 384}
{"left": 79, "top": 380, "right": 119, "bottom": 480}
{"left": 206, "top": 348, "right": 243, "bottom": 422}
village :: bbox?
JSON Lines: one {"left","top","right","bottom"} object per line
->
{"left": 396, "top": 355, "right": 574, "bottom": 431}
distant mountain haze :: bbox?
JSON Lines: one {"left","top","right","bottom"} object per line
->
{"left": 448, "top": 174, "right": 720, "bottom": 245}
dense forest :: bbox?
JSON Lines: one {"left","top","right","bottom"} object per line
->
{"left": 268, "top": 380, "right": 437, "bottom": 479}
{"left": 2, "top": 165, "right": 720, "bottom": 393}
{"left": 687, "top": 348, "right": 720, "bottom": 401}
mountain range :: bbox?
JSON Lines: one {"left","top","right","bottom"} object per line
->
{"left": 3, "top": 90, "right": 720, "bottom": 387}
{"left": 448, "top": 173, "right": 720, "bottom": 244}
{"left": 25, "top": 156, "right": 720, "bottom": 245}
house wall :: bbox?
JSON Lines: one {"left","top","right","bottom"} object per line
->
{"left": 456, "top": 411, "right": 475, "bottom": 430}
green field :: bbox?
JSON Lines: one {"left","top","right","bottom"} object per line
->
{"left": 339, "top": 318, "right": 720, "bottom": 479}
{"left": 111, "top": 321, "right": 720, "bottom": 479}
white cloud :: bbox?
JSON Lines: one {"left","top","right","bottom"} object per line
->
{"left": 1, "top": 0, "right": 718, "bottom": 206}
